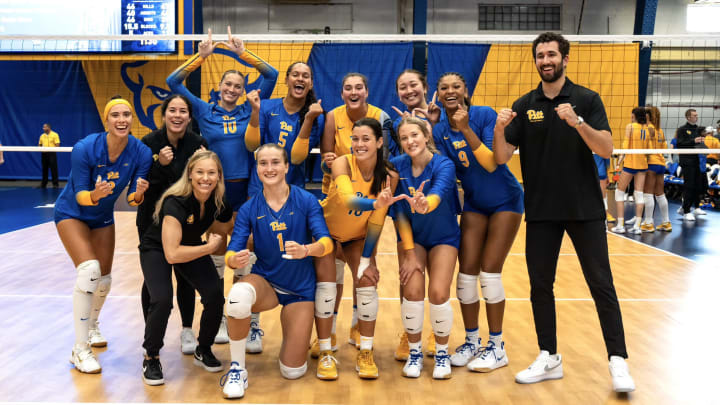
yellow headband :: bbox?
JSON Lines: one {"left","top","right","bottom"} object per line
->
{"left": 103, "top": 99, "right": 133, "bottom": 120}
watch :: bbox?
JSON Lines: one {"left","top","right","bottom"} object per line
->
{"left": 574, "top": 116, "right": 585, "bottom": 128}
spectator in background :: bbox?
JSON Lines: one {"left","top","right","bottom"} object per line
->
{"left": 675, "top": 109, "right": 706, "bottom": 220}
{"left": 38, "top": 123, "right": 60, "bottom": 188}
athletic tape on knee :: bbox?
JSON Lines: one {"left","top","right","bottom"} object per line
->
{"left": 429, "top": 300, "right": 453, "bottom": 337}
{"left": 75, "top": 259, "right": 101, "bottom": 294}
{"left": 211, "top": 255, "right": 226, "bottom": 279}
{"left": 335, "top": 259, "right": 345, "bottom": 285}
{"left": 315, "top": 282, "right": 336, "bottom": 318}
{"left": 401, "top": 299, "right": 424, "bottom": 334}
{"left": 227, "top": 282, "right": 256, "bottom": 319}
{"left": 633, "top": 191, "right": 644, "bottom": 205}
{"left": 479, "top": 271, "right": 505, "bottom": 304}
{"left": 356, "top": 286, "right": 378, "bottom": 322}
{"left": 615, "top": 189, "right": 626, "bottom": 202}
{"left": 279, "top": 361, "right": 307, "bottom": 380}
{"left": 456, "top": 272, "right": 479, "bottom": 304}
{"left": 233, "top": 252, "right": 257, "bottom": 277}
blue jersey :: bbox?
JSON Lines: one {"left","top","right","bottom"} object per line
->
{"left": 390, "top": 153, "right": 461, "bottom": 247}
{"left": 248, "top": 98, "right": 324, "bottom": 196}
{"left": 433, "top": 106, "right": 523, "bottom": 209}
{"left": 227, "top": 186, "right": 330, "bottom": 298}
{"left": 55, "top": 132, "right": 152, "bottom": 223}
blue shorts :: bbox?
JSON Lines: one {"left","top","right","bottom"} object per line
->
{"left": 463, "top": 193, "right": 524, "bottom": 216}
{"left": 54, "top": 212, "right": 114, "bottom": 230}
{"left": 594, "top": 155, "right": 610, "bottom": 180}
{"left": 622, "top": 167, "right": 646, "bottom": 175}
{"left": 416, "top": 235, "right": 460, "bottom": 251}
{"left": 648, "top": 164, "right": 665, "bottom": 175}
{"left": 225, "top": 180, "right": 249, "bottom": 211}
{"left": 271, "top": 285, "right": 313, "bottom": 306}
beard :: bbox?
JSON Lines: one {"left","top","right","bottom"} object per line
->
{"left": 537, "top": 62, "right": 564, "bottom": 83}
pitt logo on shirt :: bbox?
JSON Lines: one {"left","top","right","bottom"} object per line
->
{"left": 452, "top": 140, "right": 467, "bottom": 150}
{"left": 187, "top": 214, "right": 194, "bottom": 224}
{"left": 271, "top": 221, "right": 287, "bottom": 231}
{"left": 107, "top": 171, "right": 120, "bottom": 180}
{"left": 280, "top": 121, "right": 294, "bottom": 132}
{"left": 527, "top": 110, "right": 544, "bottom": 122}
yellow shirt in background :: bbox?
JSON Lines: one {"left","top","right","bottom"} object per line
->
{"left": 38, "top": 131, "right": 60, "bottom": 147}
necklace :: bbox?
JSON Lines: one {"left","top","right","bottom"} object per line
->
{"left": 263, "top": 186, "right": 290, "bottom": 222}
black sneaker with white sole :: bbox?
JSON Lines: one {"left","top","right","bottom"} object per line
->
{"left": 142, "top": 357, "right": 164, "bottom": 386}
{"left": 194, "top": 346, "right": 223, "bottom": 372}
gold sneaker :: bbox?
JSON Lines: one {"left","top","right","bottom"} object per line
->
{"left": 657, "top": 221, "right": 673, "bottom": 232}
{"left": 425, "top": 332, "right": 436, "bottom": 357}
{"left": 316, "top": 350, "right": 338, "bottom": 380}
{"left": 356, "top": 349, "right": 378, "bottom": 379}
{"left": 310, "top": 334, "right": 337, "bottom": 358}
{"left": 640, "top": 223, "right": 655, "bottom": 233}
{"left": 395, "top": 331, "right": 409, "bottom": 361}
{"left": 606, "top": 212, "right": 617, "bottom": 223}
{"left": 348, "top": 324, "right": 360, "bottom": 349}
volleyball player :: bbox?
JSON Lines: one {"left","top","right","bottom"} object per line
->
{"left": 641, "top": 106, "right": 671, "bottom": 232}
{"left": 594, "top": 154, "right": 616, "bottom": 224}
{"left": 315, "top": 117, "right": 404, "bottom": 380}
{"left": 167, "top": 27, "right": 278, "bottom": 345}
{"left": 391, "top": 117, "right": 461, "bottom": 379}
{"left": 136, "top": 94, "right": 208, "bottom": 356}
{"left": 320, "top": 73, "right": 397, "bottom": 354}
{"left": 221, "top": 144, "right": 333, "bottom": 398}
{"left": 55, "top": 97, "right": 152, "bottom": 373}
{"left": 432, "top": 72, "right": 524, "bottom": 373}
{"left": 139, "top": 150, "right": 232, "bottom": 385}
{"left": 611, "top": 107, "right": 652, "bottom": 234}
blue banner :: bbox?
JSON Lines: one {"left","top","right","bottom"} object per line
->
{"left": 427, "top": 42, "right": 491, "bottom": 100}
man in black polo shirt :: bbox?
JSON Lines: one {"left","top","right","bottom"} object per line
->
{"left": 493, "top": 32, "right": 635, "bottom": 393}
{"left": 675, "top": 108, "right": 707, "bottom": 220}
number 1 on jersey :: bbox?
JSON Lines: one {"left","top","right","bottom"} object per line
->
{"left": 277, "top": 233, "right": 284, "bottom": 251}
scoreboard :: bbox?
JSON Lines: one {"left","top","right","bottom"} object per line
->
{"left": 121, "top": 0, "right": 175, "bottom": 52}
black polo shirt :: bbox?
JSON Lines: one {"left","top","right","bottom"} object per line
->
{"left": 136, "top": 127, "right": 208, "bottom": 237}
{"left": 675, "top": 122, "right": 702, "bottom": 165}
{"left": 505, "top": 78, "right": 610, "bottom": 222}
{"left": 140, "top": 194, "right": 233, "bottom": 251}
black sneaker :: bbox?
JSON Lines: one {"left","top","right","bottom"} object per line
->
{"left": 142, "top": 357, "right": 164, "bottom": 386}
{"left": 194, "top": 346, "right": 223, "bottom": 372}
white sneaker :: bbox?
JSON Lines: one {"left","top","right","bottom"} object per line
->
{"left": 450, "top": 338, "right": 481, "bottom": 367}
{"left": 246, "top": 325, "right": 264, "bottom": 354}
{"left": 609, "top": 356, "right": 635, "bottom": 393}
{"left": 677, "top": 206, "right": 684, "bottom": 215}
{"left": 221, "top": 362, "right": 248, "bottom": 399}
{"left": 684, "top": 212, "right": 696, "bottom": 221}
{"left": 214, "top": 316, "right": 229, "bottom": 344}
{"left": 402, "top": 349, "right": 423, "bottom": 378}
{"left": 629, "top": 226, "right": 641, "bottom": 235}
{"left": 694, "top": 208, "right": 707, "bottom": 215}
{"left": 625, "top": 216, "right": 637, "bottom": 225}
{"left": 468, "top": 341, "right": 508, "bottom": 372}
{"left": 432, "top": 350, "right": 452, "bottom": 379}
{"left": 515, "top": 350, "right": 563, "bottom": 384}
{"left": 70, "top": 344, "right": 102, "bottom": 373}
{"left": 88, "top": 322, "right": 107, "bottom": 347}
{"left": 180, "top": 327, "right": 197, "bottom": 355}
{"left": 610, "top": 224, "right": 625, "bottom": 234}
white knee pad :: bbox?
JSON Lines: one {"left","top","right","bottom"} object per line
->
{"left": 226, "top": 282, "right": 256, "bottom": 319}
{"left": 335, "top": 259, "right": 346, "bottom": 285}
{"left": 75, "top": 260, "right": 101, "bottom": 294}
{"left": 401, "top": 299, "right": 424, "bottom": 335}
{"left": 633, "top": 191, "right": 644, "bottom": 205}
{"left": 615, "top": 189, "right": 626, "bottom": 202}
{"left": 232, "top": 252, "right": 257, "bottom": 278}
{"left": 479, "top": 271, "right": 505, "bottom": 304}
{"left": 355, "top": 286, "right": 378, "bottom": 322}
{"left": 211, "top": 255, "right": 226, "bottom": 279}
{"left": 456, "top": 272, "right": 479, "bottom": 305}
{"left": 279, "top": 361, "right": 307, "bottom": 380}
{"left": 315, "top": 282, "right": 336, "bottom": 318}
{"left": 429, "top": 300, "right": 453, "bottom": 337}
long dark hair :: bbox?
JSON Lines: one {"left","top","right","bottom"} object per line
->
{"left": 160, "top": 94, "right": 193, "bottom": 131}
{"left": 353, "top": 117, "right": 394, "bottom": 196}
{"left": 632, "top": 107, "right": 647, "bottom": 124}
{"left": 286, "top": 62, "right": 323, "bottom": 133}
{"left": 437, "top": 72, "right": 472, "bottom": 108}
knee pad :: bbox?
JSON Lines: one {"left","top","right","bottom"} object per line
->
{"left": 279, "top": 361, "right": 307, "bottom": 380}
{"left": 355, "top": 286, "right": 378, "bottom": 322}
{"left": 429, "top": 300, "right": 453, "bottom": 337}
{"left": 315, "top": 282, "right": 336, "bottom": 318}
{"left": 479, "top": 271, "right": 505, "bottom": 304}
{"left": 633, "top": 191, "right": 644, "bottom": 205}
{"left": 335, "top": 259, "right": 346, "bottom": 285}
{"left": 401, "top": 299, "right": 424, "bottom": 334}
{"left": 211, "top": 255, "right": 226, "bottom": 279}
{"left": 615, "top": 189, "right": 626, "bottom": 202}
{"left": 226, "top": 282, "right": 256, "bottom": 319}
{"left": 95, "top": 274, "right": 112, "bottom": 297}
{"left": 456, "top": 272, "right": 479, "bottom": 305}
{"left": 232, "top": 252, "right": 257, "bottom": 278}
{"left": 75, "top": 260, "right": 101, "bottom": 294}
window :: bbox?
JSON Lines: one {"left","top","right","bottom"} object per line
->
{"left": 478, "top": 4, "right": 561, "bottom": 31}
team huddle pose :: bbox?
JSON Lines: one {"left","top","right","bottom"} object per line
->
{"left": 55, "top": 30, "right": 635, "bottom": 398}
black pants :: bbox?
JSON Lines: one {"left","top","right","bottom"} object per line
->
{"left": 141, "top": 273, "right": 196, "bottom": 328}
{"left": 140, "top": 248, "right": 224, "bottom": 357}
{"left": 525, "top": 219, "right": 628, "bottom": 359}
{"left": 41, "top": 152, "right": 58, "bottom": 187}
{"left": 680, "top": 162, "right": 703, "bottom": 213}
